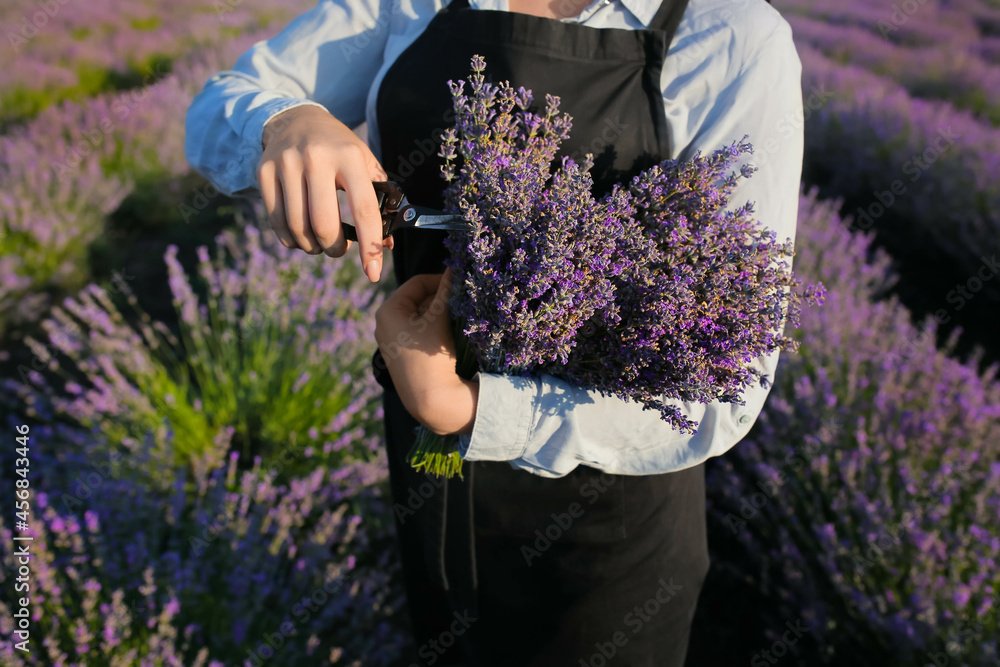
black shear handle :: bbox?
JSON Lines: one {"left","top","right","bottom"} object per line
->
{"left": 341, "top": 180, "right": 404, "bottom": 242}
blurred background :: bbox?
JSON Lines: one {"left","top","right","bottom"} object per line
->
{"left": 0, "top": 0, "right": 998, "bottom": 664}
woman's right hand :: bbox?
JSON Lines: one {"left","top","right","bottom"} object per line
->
{"left": 257, "top": 104, "right": 392, "bottom": 282}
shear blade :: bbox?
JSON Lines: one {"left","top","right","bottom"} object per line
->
{"left": 396, "top": 205, "right": 472, "bottom": 232}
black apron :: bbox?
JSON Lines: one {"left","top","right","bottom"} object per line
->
{"left": 372, "top": 0, "right": 705, "bottom": 664}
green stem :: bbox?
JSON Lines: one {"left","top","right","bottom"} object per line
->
{"left": 453, "top": 315, "right": 480, "bottom": 381}
{"left": 404, "top": 308, "right": 477, "bottom": 479}
{"left": 406, "top": 427, "right": 465, "bottom": 480}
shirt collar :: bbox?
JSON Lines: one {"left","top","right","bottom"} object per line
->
{"left": 618, "top": 0, "right": 659, "bottom": 27}
{"left": 472, "top": 0, "right": 660, "bottom": 27}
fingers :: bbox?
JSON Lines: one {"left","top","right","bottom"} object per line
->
{"left": 306, "top": 162, "right": 350, "bottom": 258}
{"left": 337, "top": 156, "right": 386, "bottom": 282}
{"left": 417, "top": 268, "right": 453, "bottom": 315}
{"left": 388, "top": 273, "right": 447, "bottom": 313}
{"left": 259, "top": 113, "right": 390, "bottom": 266}
{"left": 259, "top": 161, "right": 296, "bottom": 249}
{"left": 284, "top": 168, "right": 323, "bottom": 255}
{"left": 433, "top": 268, "right": 453, "bottom": 317}
{"left": 439, "top": 267, "right": 453, "bottom": 299}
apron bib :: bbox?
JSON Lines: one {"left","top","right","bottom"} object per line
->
{"left": 376, "top": 0, "right": 685, "bottom": 284}
{"left": 373, "top": 0, "right": 693, "bottom": 662}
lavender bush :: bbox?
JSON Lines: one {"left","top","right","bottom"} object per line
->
{"left": 8, "top": 204, "right": 384, "bottom": 488}
{"left": 0, "top": 441, "right": 407, "bottom": 665}
{"left": 0, "top": 195, "right": 406, "bottom": 664}
{"left": 705, "top": 189, "right": 1000, "bottom": 664}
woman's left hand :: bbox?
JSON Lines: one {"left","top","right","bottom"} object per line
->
{"left": 374, "top": 268, "right": 478, "bottom": 436}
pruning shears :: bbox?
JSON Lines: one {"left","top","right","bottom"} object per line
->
{"left": 341, "top": 181, "right": 473, "bottom": 242}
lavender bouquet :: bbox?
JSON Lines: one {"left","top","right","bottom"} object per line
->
{"left": 406, "top": 55, "right": 825, "bottom": 478}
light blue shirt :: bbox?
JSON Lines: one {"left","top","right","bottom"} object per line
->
{"left": 184, "top": 0, "right": 804, "bottom": 478}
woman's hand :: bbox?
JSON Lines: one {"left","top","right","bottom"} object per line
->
{"left": 374, "top": 268, "right": 479, "bottom": 435}
{"left": 257, "top": 105, "right": 393, "bottom": 282}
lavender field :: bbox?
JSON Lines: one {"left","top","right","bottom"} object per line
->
{"left": 1, "top": 0, "right": 998, "bottom": 665}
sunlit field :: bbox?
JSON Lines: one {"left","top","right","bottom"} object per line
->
{"left": 1, "top": 1, "right": 998, "bottom": 665}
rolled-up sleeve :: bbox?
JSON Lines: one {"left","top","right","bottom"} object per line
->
{"left": 184, "top": 0, "right": 393, "bottom": 196}
{"left": 459, "top": 6, "right": 804, "bottom": 478}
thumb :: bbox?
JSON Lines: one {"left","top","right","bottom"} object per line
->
{"left": 437, "top": 267, "right": 454, "bottom": 301}
{"left": 369, "top": 156, "right": 388, "bottom": 182}
{"left": 418, "top": 270, "right": 453, "bottom": 319}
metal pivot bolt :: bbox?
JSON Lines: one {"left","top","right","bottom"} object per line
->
{"left": 403, "top": 208, "right": 417, "bottom": 222}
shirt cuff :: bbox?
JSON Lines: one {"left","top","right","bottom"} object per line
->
{"left": 712, "top": 347, "right": 780, "bottom": 452}
{"left": 457, "top": 372, "right": 536, "bottom": 462}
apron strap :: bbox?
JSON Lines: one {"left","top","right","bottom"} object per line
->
{"left": 648, "top": 0, "right": 692, "bottom": 46}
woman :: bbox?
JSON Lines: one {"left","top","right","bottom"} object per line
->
{"left": 184, "top": 0, "right": 803, "bottom": 663}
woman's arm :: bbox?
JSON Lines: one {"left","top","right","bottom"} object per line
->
{"left": 458, "top": 3, "right": 805, "bottom": 478}
{"left": 185, "top": 0, "right": 399, "bottom": 274}
{"left": 183, "top": 0, "right": 392, "bottom": 198}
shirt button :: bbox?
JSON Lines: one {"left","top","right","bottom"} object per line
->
{"left": 738, "top": 414, "right": 752, "bottom": 426}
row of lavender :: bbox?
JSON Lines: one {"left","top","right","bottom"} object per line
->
{"left": 774, "top": 0, "right": 1000, "bottom": 354}
{"left": 0, "top": 0, "right": 316, "bottom": 339}
{"left": 2, "top": 186, "right": 997, "bottom": 664}
{"left": 1, "top": 0, "right": 310, "bottom": 123}
{"left": 797, "top": 42, "right": 1000, "bottom": 287}
{"left": 778, "top": 0, "right": 1000, "bottom": 123}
